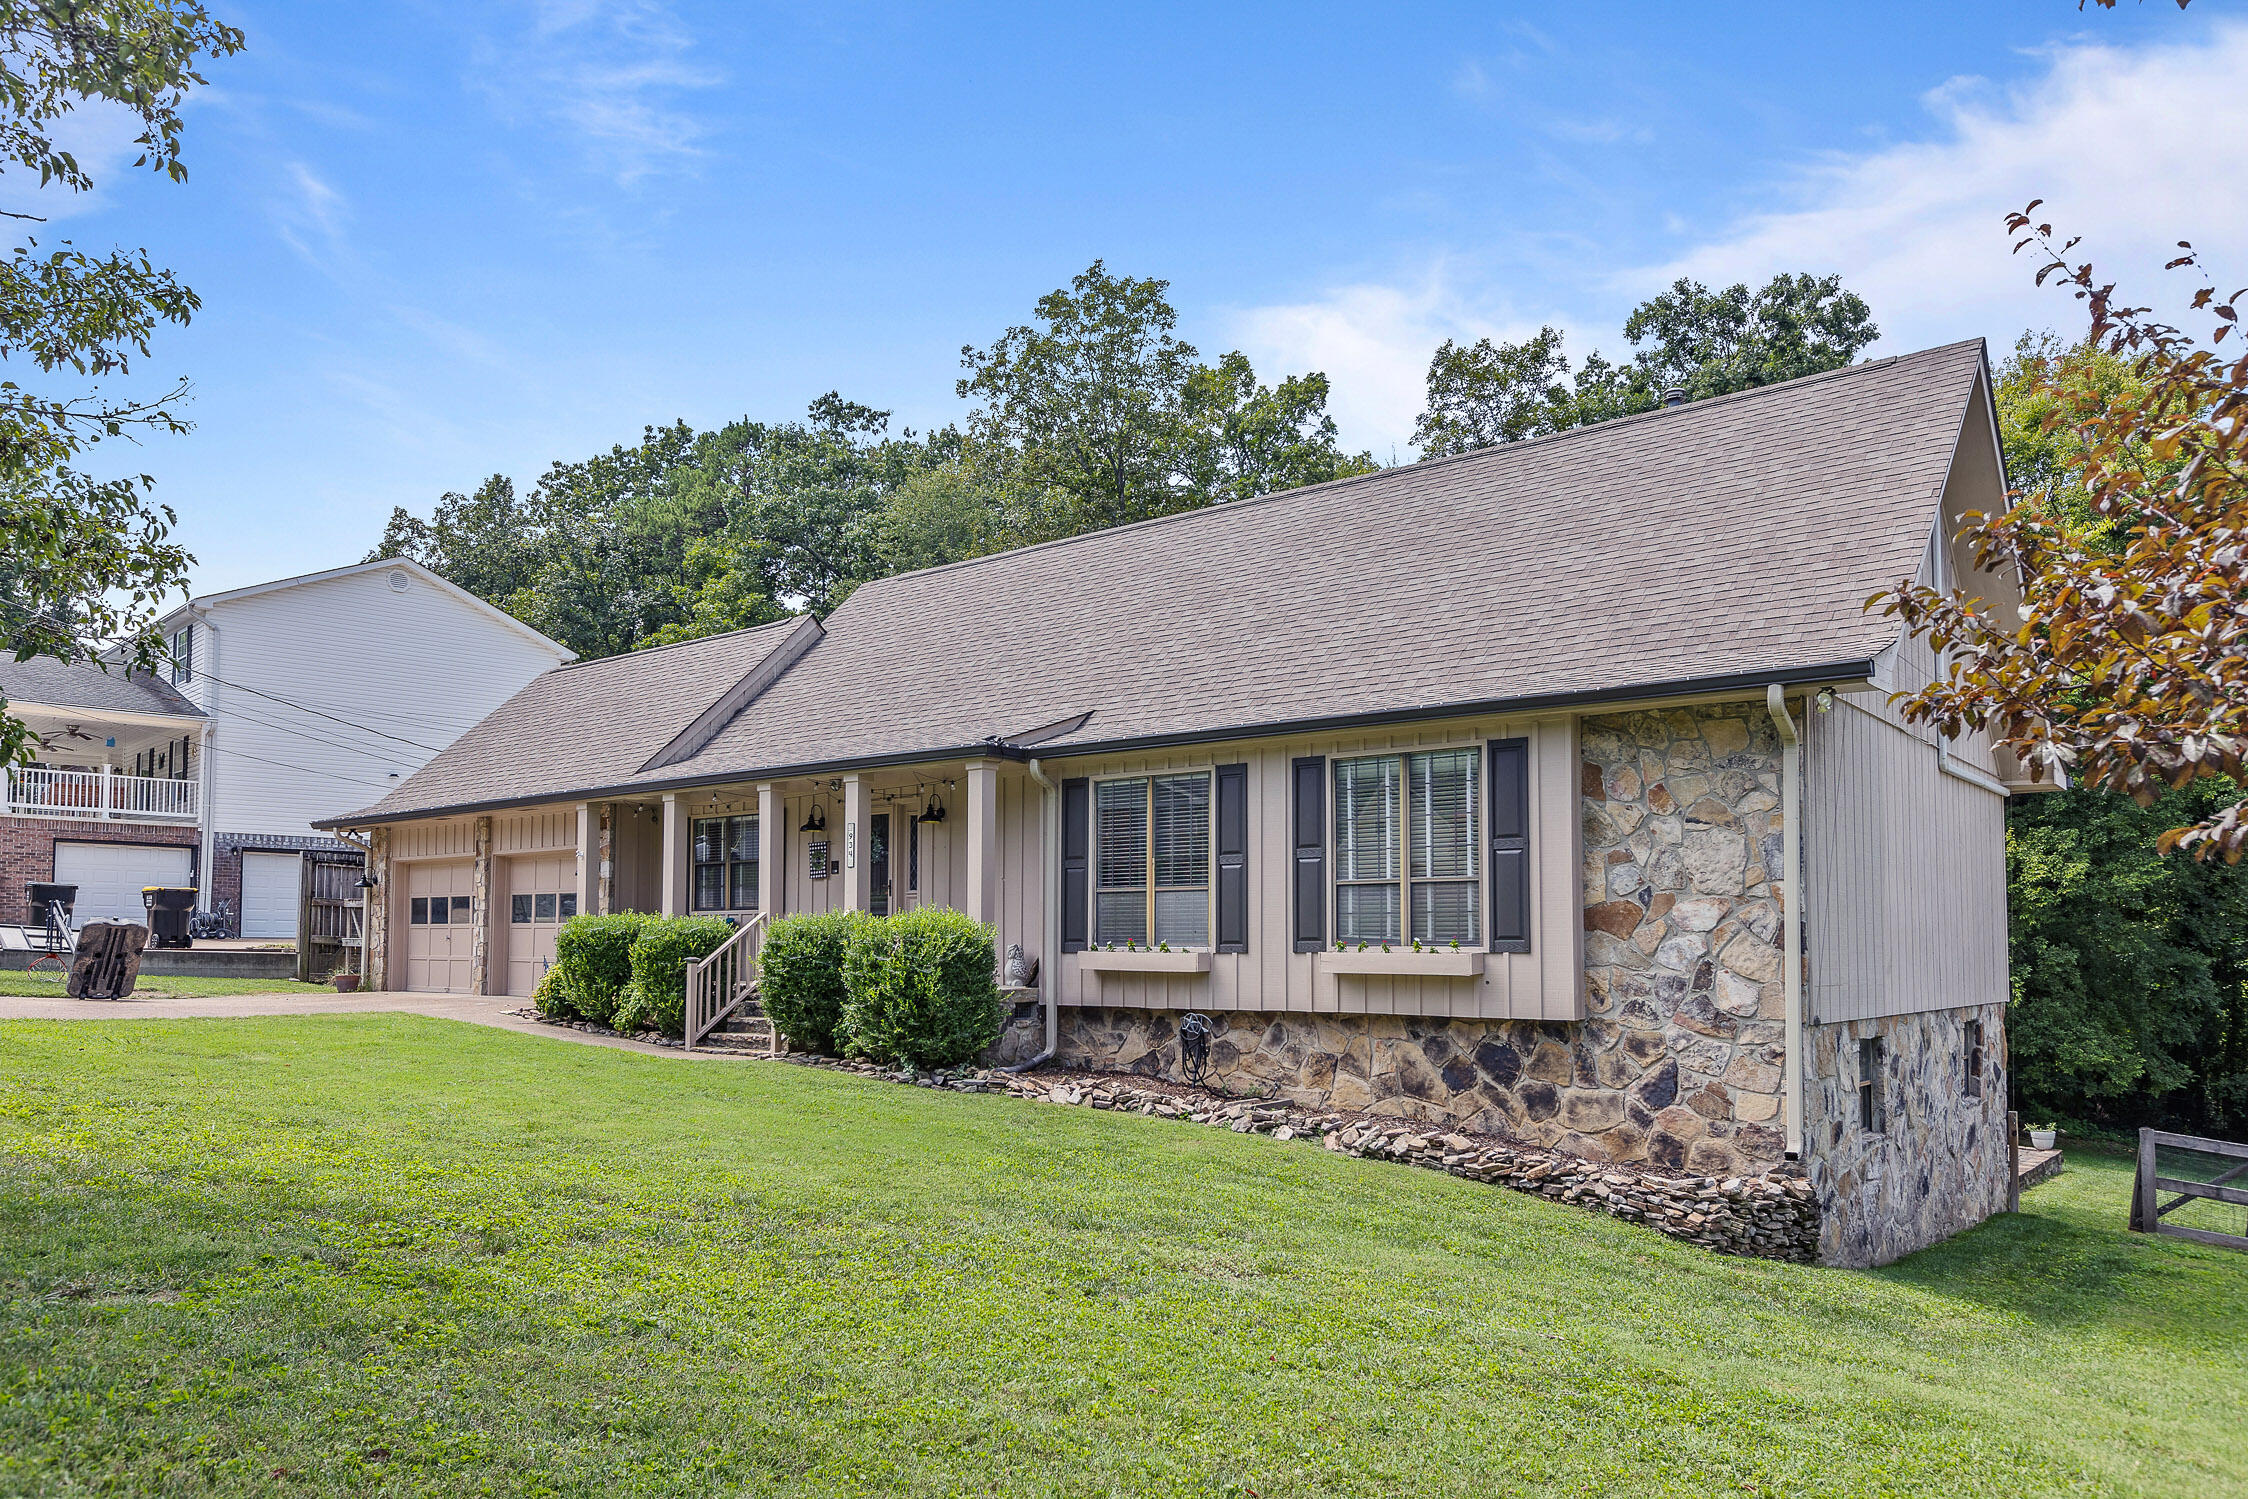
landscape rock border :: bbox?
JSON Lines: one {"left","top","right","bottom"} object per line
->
{"left": 782, "top": 1055, "right": 1820, "bottom": 1262}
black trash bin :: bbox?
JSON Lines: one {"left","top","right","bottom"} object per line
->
{"left": 142, "top": 886, "right": 197, "bottom": 949}
{"left": 26, "top": 882, "right": 76, "bottom": 923}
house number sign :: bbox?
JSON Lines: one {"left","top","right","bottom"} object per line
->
{"left": 807, "top": 840, "right": 830, "bottom": 879}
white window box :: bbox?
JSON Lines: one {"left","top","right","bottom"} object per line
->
{"left": 1079, "top": 948, "right": 1213, "bottom": 975}
{"left": 1318, "top": 948, "right": 1485, "bottom": 978}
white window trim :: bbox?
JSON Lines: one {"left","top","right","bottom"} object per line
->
{"left": 1330, "top": 742, "right": 1485, "bottom": 949}
{"left": 1091, "top": 768, "right": 1216, "bottom": 950}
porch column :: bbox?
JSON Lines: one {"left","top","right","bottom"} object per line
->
{"left": 840, "top": 774, "right": 871, "bottom": 911}
{"left": 756, "top": 783, "right": 784, "bottom": 920}
{"left": 575, "top": 803, "right": 596, "bottom": 920}
{"left": 596, "top": 803, "right": 616, "bottom": 916}
{"left": 964, "top": 759, "right": 999, "bottom": 926}
{"left": 365, "top": 826, "right": 391, "bottom": 991}
{"left": 660, "top": 793, "right": 687, "bottom": 915}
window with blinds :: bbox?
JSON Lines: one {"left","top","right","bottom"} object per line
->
{"left": 692, "top": 815, "right": 759, "bottom": 911}
{"left": 1094, "top": 772, "right": 1212, "bottom": 946}
{"left": 1333, "top": 749, "right": 1480, "bottom": 945}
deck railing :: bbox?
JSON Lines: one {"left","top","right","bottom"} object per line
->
{"left": 684, "top": 912, "right": 768, "bottom": 1051}
{"left": 4, "top": 765, "right": 197, "bottom": 823}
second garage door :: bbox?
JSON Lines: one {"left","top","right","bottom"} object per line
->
{"left": 240, "top": 851, "right": 302, "bottom": 940}
{"left": 504, "top": 853, "right": 577, "bottom": 996}
{"left": 402, "top": 859, "right": 476, "bottom": 993}
{"left": 54, "top": 842, "right": 195, "bottom": 927}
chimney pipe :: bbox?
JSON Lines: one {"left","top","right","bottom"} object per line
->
{"left": 1662, "top": 386, "right": 1688, "bottom": 408}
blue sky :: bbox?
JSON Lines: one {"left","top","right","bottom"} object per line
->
{"left": 27, "top": 1, "right": 2248, "bottom": 595}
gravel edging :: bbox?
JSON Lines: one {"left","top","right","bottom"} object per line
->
{"left": 780, "top": 1054, "right": 1821, "bottom": 1263}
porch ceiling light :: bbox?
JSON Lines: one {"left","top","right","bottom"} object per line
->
{"left": 916, "top": 797, "right": 946, "bottom": 825}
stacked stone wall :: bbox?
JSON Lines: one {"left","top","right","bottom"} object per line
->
{"left": 1807, "top": 1001, "right": 2011, "bottom": 1267}
{"left": 1010, "top": 701, "right": 1794, "bottom": 1179}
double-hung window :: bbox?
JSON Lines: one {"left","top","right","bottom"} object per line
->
{"left": 691, "top": 815, "right": 759, "bottom": 911}
{"left": 1333, "top": 748, "right": 1480, "bottom": 946}
{"left": 1094, "top": 772, "right": 1211, "bottom": 946}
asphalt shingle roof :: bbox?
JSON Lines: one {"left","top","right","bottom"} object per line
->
{"left": 326, "top": 338, "right": 1988, "bottom": 825}
{"left": 0, "top": 656, "right": 201, "bottom": 718}
{"left": 648, "top": 338, "right": 1987, "bottom": 782}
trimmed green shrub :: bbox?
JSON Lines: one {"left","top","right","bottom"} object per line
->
{"left": 838, "top": 909, "right": 1003, "bottom": 1071}
{"left": 619, "top": 915, "right": 735, "bottom": 1038}
{"left": 529, "top": 963, "right": 572, "bottom": 1019}
{"left": 551, "top": 912, "right": 652, "bottom": 1026}
{"left": 759, "top": 910, "right": 875, "bottom": 1055}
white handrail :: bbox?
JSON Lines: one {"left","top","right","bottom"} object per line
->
{"left": 4, "top": 766, "right": 198, "bottom": 822}
{"left": 685, "top": 912, "right": 767, "bottom": 1051}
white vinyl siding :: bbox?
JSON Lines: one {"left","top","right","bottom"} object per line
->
{"left": 1094, "top": 771, "right": 1211, "bottom": 947}
{"left": 190, "top": 566, "right": 569, "bottom": 839}
{"left": 1334, "top": 748, "right": 1480, "bottom": 946}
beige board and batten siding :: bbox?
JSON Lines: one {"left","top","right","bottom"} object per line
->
{"left": 1804, "top": 694, "right": 2007, "bottom": 1024}
{"left": 1045, "top": 713, "right": 1582, "bottom": 1021}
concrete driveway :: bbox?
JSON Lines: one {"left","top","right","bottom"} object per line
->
{"left": 0, "top": 989, "right": 753, "bottom": 1061}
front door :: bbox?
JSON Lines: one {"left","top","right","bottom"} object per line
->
{"left": 868, "top": 812, "right": 891, "bottom": 916}
{"left": 505, "top": 852, "right": 577, "bottom": 996}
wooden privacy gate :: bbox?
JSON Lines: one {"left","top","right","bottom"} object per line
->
{"left": 2132, "top": 1128, "right": 2248, "bottom": 1252}
{"left": 297, "top": 854, "right": 366, "bottom": 982}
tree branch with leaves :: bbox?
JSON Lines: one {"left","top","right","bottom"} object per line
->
{"left": 1873, "top": 207, "right": 2247, "bottom": 859}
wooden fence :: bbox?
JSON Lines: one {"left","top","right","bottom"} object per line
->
{"left": 2131, "top": 1128, "right": 2248, "bottom": 1252}
{"left": 297, "top": 853, "right": 366, "bottom": 982}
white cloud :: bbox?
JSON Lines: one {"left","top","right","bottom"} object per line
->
{"left": 270, "top": 161, "right": 352, "bottom": 272}
{"left": 1231, "top": 21, "right": 2248, "bottom": 460}
{"left": 481, "top": 0, "right": 723, "bottom": 186}
{"left": 1636, "top": 21, "right": 2248, "bottom": 356}
{"left": 1226, "top": 272, "right": 1563, "bottom": 462}
{"left": 0, "top": 100, "right": 155, "bottom": 223}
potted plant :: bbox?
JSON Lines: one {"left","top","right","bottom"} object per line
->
{"left": 332, "top": 970, "right": 362, "bottom": 993}
{"left": 2028, "top": 1123, "right": 2057, "bottom": 1150}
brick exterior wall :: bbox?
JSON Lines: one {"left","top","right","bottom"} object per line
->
{"left": 0, "top": 817, "right": 201, "bottom": 923}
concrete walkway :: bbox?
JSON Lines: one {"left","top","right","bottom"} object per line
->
{"left": 0, "top": 990, "right": 756, "bottom": 1062}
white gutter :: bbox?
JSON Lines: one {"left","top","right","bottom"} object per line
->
{"left": 1766, "top": 684, "right": 1804, "bottom": 1159}
{"left": 1001, "top": 756, "right": 1061, "bottom": 1073}
{"left": 188, "top": 603, "right": 220, "bottom": 915}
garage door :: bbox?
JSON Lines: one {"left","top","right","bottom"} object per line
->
{"left": 53, "top": 842, "right": 195, "bottom": 927}
{"left": 402, "top": 859, "right": 476, "bottom": 993}
{"left": 504, "top": 853, "right": 577, "bottom": 997}
{"left": 240, "top": 852, "right": 302, "bottom": 940}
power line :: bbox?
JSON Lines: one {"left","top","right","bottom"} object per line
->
{"left": 187, "top": 668, "right": 451, "bottom": 756}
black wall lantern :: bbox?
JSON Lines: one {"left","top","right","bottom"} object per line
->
{"left": 916, "top": 796, "right": 946, "bottom": 825}
{"left": 799, "top": 806, "right": 827, "bottom": 833}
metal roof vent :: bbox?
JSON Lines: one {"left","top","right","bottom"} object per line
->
{"left": 1661, "top": 386, "right": 1688, "bottom": 408}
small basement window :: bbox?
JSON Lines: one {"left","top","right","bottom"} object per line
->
{"left": 1858, "top": 1037, "right": 1886, "bottom": 1132}
{"left": 1964, "top": 1019, "right": 1984, "bottom": 1099}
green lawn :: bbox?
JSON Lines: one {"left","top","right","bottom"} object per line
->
{"left": 1, "top": 1017, "right": 2241, "bottom": 1498}
{"left": 0, "top": 971, "right": 328, "bottom": 999}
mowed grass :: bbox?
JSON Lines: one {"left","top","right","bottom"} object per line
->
{"left": 0, "top": 1016, "right": 2241, "bottom": 1498}
{"left": 0, "top": 971, "right": 327, "bottom": 999}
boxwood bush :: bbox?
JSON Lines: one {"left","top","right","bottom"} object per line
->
{"left": 838, "top": 908, "right": 1003, "bottom": 1071}
{"left": 616, "top": 915, "right": 736, "bottom": 1037}
{"left": 759, "top": 910, "right": 873, "bottom": 1055}
{"left": 550, "top": 912, "right": 652, "bottom": 1025}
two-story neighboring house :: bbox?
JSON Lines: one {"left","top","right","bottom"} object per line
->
{"left": 2, "top": 558, "right": 572, "bottom": 938}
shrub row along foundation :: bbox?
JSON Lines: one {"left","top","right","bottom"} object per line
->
{"left": 784, "top": 1056, "right": 1821, "bottom": 1263}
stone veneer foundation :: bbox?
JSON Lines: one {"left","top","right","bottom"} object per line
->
{"left": 1807, "top": 1002, "right": 2010, "bottom": 1267}
{"left": 1007, "top": 702, "right": 1795, "bottom": 1181}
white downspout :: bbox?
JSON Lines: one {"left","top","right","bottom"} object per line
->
{"left": 188, "top": 603, "right": 220, "bottom": 915}
{"left": 1766, "top": 684, "right": 1804, "bottom": 1159}
{"left": 1001, "top": 756, "right": 1061, "bottom": 1073}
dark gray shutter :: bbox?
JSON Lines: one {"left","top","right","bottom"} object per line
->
{"left": 1488, "top": 737, "right": 1530, "bottom": 953}
{"left": 1215, "top": 762, "right": 1248, "bottom": 953}
{"left": 1060, "top": 777, "right": 1090, "bottom": 953}
{"left": 1291, "top": 756, "right": 1326, "bottom": 952}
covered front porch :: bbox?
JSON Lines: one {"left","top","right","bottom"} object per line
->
{"left": 4, "top": 703, "right": 202, "bottom": 826}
